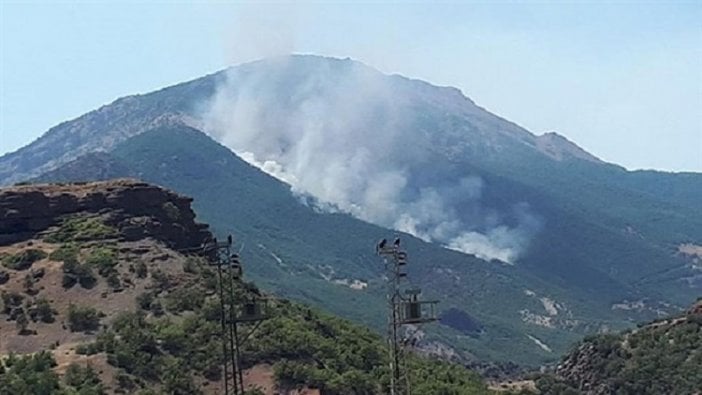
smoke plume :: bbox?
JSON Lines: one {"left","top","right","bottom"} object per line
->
{"left": 203, "top": 56, "right": 541, "bottom": 263}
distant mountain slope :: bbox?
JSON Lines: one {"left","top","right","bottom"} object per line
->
{"left": 34, "top": 152, "right": 137, "bottom": 183}
{"left": 0, "top": 71, "right": 222, "bottom": 185}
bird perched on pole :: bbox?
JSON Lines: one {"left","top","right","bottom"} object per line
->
{"left": 377, "top": 238, "right": 387, "bottom": 253}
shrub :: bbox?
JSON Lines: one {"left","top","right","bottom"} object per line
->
{"left": 115, "top": 372, "right": 137, "bottom": 393}
{"left": 0, "top": 270, "right": 10, "bottom": 285}
{"left": 2, "top": 249, "right": 47, "bottom": 270}
{"left": 30, "top": 297, "right": 56, "bottom": 323}
{"left": 85, "top": 247, "right": 118, "bottom": 277}
{"left": 136, "top": 292, "right": 155, "bottom": 310}
{"left": 150, "top": 301, "right": 164, "bottom": 317}
{"left": 75, "top": 343, "right": 101, "bottom": 356}
{"left": 64, "top": 363, "right": 104, "bottom": 394}
{"left": 62, "top": 259, "right": 97, "bottom": 289}
{"left": 49, "top": 243, "right": 80, "bottom": 263}
{"left": 134, "top": 261, "right": 148, "bottom": 279}
{"left": 164, "top": 287, "right": 205, "bottom": 313}
{"left": 157, "top": 323, "right": 188, "bottom": 354}
{"left": 150, "top": 269, "right": 170, "bottom": 291}
{"left": 15, "top": 310, "right": 29, "bottom": 334}
{"left": 201, "top": 266, "right": 218, "bottom": 289}
{"left": 1, "top": 291, "right": 24, "bottom": 314}
{"left": 45, "top": 216, "right": 117, "bottom": 243}
{"left": 67, "top": 304, "right": 102, "bottom": 332}
{"left": 23, "top": 273, "right": 37, "bottom": 295}
{"left": 162, "top": 358, "right": 198, "bottom": 395}
{"left": 0, "top": 352, "right": 60, "bottom": 393}
{"left": 183, "top": 257, "right": 199, "bottom": 274}
{"left": 106, "top": 272, "right": 122, "bottom": 290}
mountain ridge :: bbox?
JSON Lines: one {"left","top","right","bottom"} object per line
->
{"left": 1, "top": 54, "right": 611, "bottom": 186}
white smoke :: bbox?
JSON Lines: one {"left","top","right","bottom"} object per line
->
{"left": 203, "top": 56, "right": 541, "bottom": 263}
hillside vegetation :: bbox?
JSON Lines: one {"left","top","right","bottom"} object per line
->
{"left": 531, "top": 300, "right": 702, "bottom": 395}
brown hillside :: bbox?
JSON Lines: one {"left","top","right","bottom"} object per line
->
{"left": 0, "top": 180, "right": 295, "bottom": 394}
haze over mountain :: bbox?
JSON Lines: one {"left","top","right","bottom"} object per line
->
{"left": 2, "top": 55, "right": 701, "bottom": 365}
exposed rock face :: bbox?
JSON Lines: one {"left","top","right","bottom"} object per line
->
{"left": 0, "top": 179, "right": 211, "bottom": 249}
{"left": 555, "top": 342, "right": 612, "bottom": 394}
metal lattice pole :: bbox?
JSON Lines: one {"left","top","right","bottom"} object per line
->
{"left": 205, "top": 236, "right": 241, "bottom": 395}
{"left": 215, "top": 257, "right": 230, "bottom": 395}
{"left": 379, "top": 239, "right": 408, "bottom": 395}
{"left": 377, "top": 237, "right": 439, "bottom": 395}
{"left": 224, "top": 240, "right": 240, "bottom": 395}
{"left": 204, "top": 235, "right": 270, "bottom": 395}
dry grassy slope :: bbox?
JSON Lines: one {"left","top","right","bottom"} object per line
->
{"left": 0, "top": 180, "right": 311, "bottom": 394}
{"left": 0, "top": 239, "right": 182, "bottom": 354}
{"left": 0, "top": 238, "right": 185, "bottom": 388}
{"left": 0, "top": 239, "right": 310, "bottom": 394}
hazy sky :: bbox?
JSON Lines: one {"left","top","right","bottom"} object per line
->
{"left": 1, "top": 1, "right": 700, "bottom": 171}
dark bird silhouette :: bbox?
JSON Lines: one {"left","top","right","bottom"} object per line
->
{"left": 377, "top": 238, "right": 387, "bottom": 252}
{"left": 394, "top": 237, "right": 401, "bottom": 247}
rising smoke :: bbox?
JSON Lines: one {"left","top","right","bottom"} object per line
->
{"left": 202, "top": 56, "right": 541, "bottom": 263}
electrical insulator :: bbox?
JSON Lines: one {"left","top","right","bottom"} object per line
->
{"left": 397, "top": 251, "right": 407, "bottom": 265}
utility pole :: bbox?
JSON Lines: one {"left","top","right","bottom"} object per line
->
{"left": 377, "top": 237, "right": 438, "bottom": 395}
{"left": 202, "top": 235, "right": 269, "bottom": 395}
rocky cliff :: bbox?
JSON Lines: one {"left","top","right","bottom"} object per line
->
{"left": 0, "top": 179, "right": 210, "bottom": 249}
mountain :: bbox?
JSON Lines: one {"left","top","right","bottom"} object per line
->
{"left": 33, "top": 125, "right": 580, "bottom": 366}
{"left": 3, "top": 54, "right": 701, "bottom": 366}
{"left": 0, "top": 180, "right": 491, "bottom": 394}
{"left": 535, "top": 299, "right": 702, "bottom": 394}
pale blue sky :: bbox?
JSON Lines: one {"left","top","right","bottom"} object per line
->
{"left": 1, "top": 1, "right": 701, "bottom": 171}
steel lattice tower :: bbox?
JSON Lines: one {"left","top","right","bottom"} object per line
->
{"left": 377, "top": 237, "right": 438, "bottom": 395}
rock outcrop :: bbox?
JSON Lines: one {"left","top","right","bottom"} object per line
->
{"left": 0, "top": 179, "right": 210, "bottom": 249}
